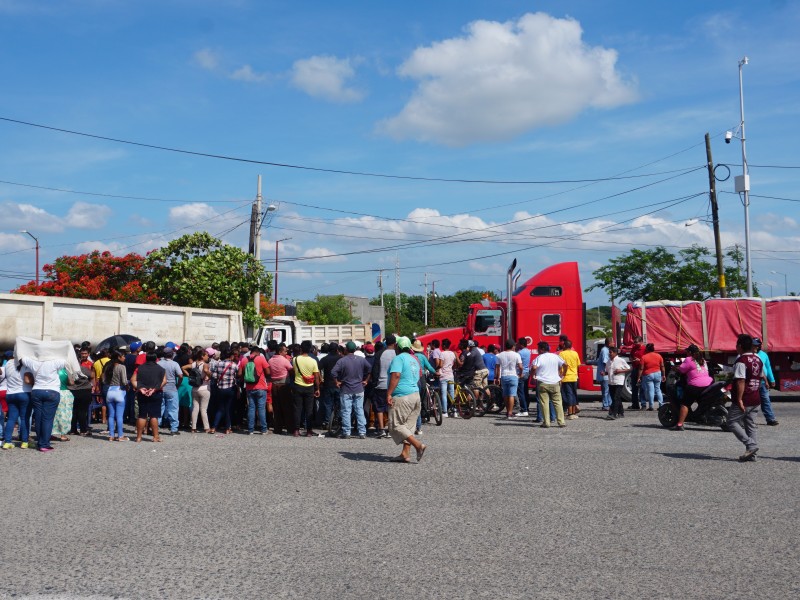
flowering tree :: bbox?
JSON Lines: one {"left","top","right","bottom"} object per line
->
{"left": 260, "top": 297, "right": 285, "bottom": 320}
{"left": 12, "top": 251, "right": 158, "bottom": 303}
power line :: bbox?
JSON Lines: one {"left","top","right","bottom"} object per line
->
{"left": 0, "top": 115, "right": 714, "bottom": 185}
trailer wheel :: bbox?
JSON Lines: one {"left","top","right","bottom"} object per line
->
{"left": 619, "top": 373, "right": 633, "bottom": 404}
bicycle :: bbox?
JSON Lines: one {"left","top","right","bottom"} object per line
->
{"left": 420, "top": 378, "right": 443, "bottom": 426}
{"left": 477, "top": 383, "right": 504, "bottom": 414}
{"left": 447, "top": 378, "right": 477, "bottom": 419}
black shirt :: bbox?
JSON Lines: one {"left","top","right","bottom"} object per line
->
{"left": 460, "top": 348, "right": 484, "bottom": 378}
{"left": 319, "top": 353, "right": 341, "bottom": 389}
{"left": 136, "top": 362, "right": 165, "bottom": 390}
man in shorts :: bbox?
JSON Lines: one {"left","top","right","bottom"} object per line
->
{"left": 371, "top": 335, "right": 396, "bottom": 438}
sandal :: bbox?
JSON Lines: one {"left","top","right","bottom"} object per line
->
{"left": 416, "top": 444, "right": 427, "bottom": 462}
{"left": 118, "top": 436, "right": 130, "bottom": 442}
{"left": 225, "top": 429, "right": 232, "bottom": 435}
{"left": 207, "top": 429, "right": 214, "bottom": 434}
{"left": 389, "top": 455, "right": 411, "bottom": 463}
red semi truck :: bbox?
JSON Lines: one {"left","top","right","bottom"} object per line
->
{"left": 623, "top": 297, "right": 800, "bottom": 390}
{"left": 418, "top": 260, "right": 600, "bottom": 394}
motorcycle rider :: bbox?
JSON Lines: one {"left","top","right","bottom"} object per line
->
{"left": 672, "top": 344, "right": 714, "bottom": 431}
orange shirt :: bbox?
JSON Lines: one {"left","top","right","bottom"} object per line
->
{"left": 640, "top": 352, "right": 664, "bottom": 376}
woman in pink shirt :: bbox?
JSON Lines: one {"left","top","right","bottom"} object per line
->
{"left": 268, "top": 345, "right": 294, "bottom": 435}
{"left": 674, "top": 344, "right": 714, "bottom": 430}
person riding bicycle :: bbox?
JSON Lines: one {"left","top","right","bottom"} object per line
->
{"left": 457, "top": 339, "right": 488, "bottom": 390}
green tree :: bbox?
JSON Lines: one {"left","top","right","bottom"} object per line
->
{"left": 144, "top": 232, "right": 270, "bottom": 328}
{"left": 587, "top": 245, "right": 757, "bottom": 302}
{"left": 296, "top": 295, "right": 354, "bottom": 325}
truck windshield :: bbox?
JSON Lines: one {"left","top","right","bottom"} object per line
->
{"left": 474, "top": 309, "right": 502, "bottom": 336}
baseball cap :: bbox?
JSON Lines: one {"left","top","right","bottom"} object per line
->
{"left": 363, "top": 343, "right": 374, "bottom": 353}
{"left": 467, "top": 339, "right": 477, "bottom": 348}
{"left": 129, "top": 341, "right": 142, "bottom": 352}
{"left": 752, "top": 337, "right": 762, "bottom": 347}
{"left": 396, "top": 336, "right": 411, "bottom": 350}
{"left": 165, "top": 341, "right": 177, "bottom": 349}
{"left": 163, "top": 346, "right": 175, "bottom": 356}
{"left": 345, "top": 341, "right": 357, "bottom": 352}
{"left": 384, "top": 334, "right": 397, "bottom": 345}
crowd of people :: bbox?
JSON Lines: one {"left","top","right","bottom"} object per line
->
{"left": 0, "top": 330, "right": 778, "bottom": 462}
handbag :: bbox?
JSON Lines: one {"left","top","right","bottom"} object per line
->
{"left": 293, "top": 358, "right": 315, "bottom": 384}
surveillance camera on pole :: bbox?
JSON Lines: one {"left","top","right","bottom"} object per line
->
{"left": 725, "top": 131, "right": 732, "bottom": 144}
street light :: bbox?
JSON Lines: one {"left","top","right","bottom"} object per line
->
{"left": 20, "top": 230, "right": 39, "bottom": 286}
{"left": 726, "top": 57, "right": 752, "bottom": 296}
{"left": 274, "top": 237, "right": 292, "bottom": 304}
{"left": 758, "top": 281, "right": 773, "bottom": 297}
{"left": 770, "top": 270, "right": 788, "bottom": 296}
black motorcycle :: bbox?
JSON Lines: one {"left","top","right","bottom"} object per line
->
{"left": 657, "top": 363, "right": 731, "bottom": 430}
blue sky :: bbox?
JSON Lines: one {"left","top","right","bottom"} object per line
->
{"left": 0, "top": 0, "right": 798, "bottom": 307}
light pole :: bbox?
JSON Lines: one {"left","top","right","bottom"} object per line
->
{"left": 771, "top": 270, "right": 788, "bottom": 295}
{"left": 20, "top": 230, "right": 39, "bottom": 286}
{"left": 758, "top": 281, "right": 773, "bottom": 297}
{"left": 274, "top": 237, "right": 292, "bottom": 304}
{"left": 728, "top": 56, "right": 752, "bottom": 296}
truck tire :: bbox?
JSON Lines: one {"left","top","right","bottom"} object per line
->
{"left": 620, "top": 373, "right": 633, "bottom": 404}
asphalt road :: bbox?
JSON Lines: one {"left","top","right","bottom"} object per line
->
{"left": 2, "top": 394, "right": 799, "bottom": 599}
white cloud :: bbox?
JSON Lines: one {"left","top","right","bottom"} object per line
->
{"left": 291, "top": 55, "right": 364, "bottom": 102}
{"left": 194, "top": 48, "right": 219, "bottom": 71}
{"left": 75, "top": 240, "right": 125, "bottom": 254}
{"left": 167, "top": 203, "right": 243, "bottom": 237}
{"left": 379, "top": 12, "right": 637, "bottom": 146}
{"left": 65, "top": 202, "right": 111, "bottom": 229}
{"left": 301, "top": 247, "right": 347, "bottom": 263}
{"left": 230, "top": 64, "right": 268, "bottom": 83}
{"left": 0, "top": 232, "right": 27, "bottom": 251}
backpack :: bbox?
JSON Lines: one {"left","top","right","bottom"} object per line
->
{"left": 243, "top": 359, "right": 258, "bottom": 384}
{"left": 188, "top": 363, "right": 205, "bottom": 387}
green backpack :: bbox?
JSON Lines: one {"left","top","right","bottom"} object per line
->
{"left": 243, "top": 359, "right": 257, "bottom": 384}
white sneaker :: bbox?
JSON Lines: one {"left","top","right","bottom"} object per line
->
{"left": 442, "top": 412, "right": 448, "bottom": 418}
{"left": 519, "top": 412, "right": 529, "bottom": 417}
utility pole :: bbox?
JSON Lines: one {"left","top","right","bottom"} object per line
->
{"left": 377, "top": 270, "right": 384, "bottom": 307}
{"left": 252, "top": 175, "right": 263, "bottom": 316}
{"left": 705, "top": 133, "right": 727, "bottom": 298}
{"left": 423, "top": 273, "right": 428, "bottom": 327}
{"left": 431, "top": 280, "right": 437, "bottom": 329}
{"left": 394, "top": 253, "right": 401, "bottom": 333}
{"left": 274, "top": 237, "right": 291, "bottom": 304}
{"left": 20, "top": 230, "right": 39, "bottom": 287}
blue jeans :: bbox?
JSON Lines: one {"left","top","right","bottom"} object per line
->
{"left": 4, "top": 392, "right": 31, "bottom": 444}
{"left": 319, "top": 387, "right": 340, "bottom": 426}
{"left": 106, "top": 386, "right": 126, "bottom": 438}
{"left": 340, "top": 392, "right": 366, "bottom": 436}
{"left": 161, "top": 390, "right": 180, "bottom": 432}
{"left": 517, "top": 374, "right": 530, "bottom": 413}
{"left": 212, "top": 386, "right": 235, "bottom": 430}
{"left": 31, "top": 389, "right": 60, "bottom": 449}
{"left": 760, "top": 380, "right": 776, "bottom": 423}
{"left": 439, "top": 379, "right": 454, "bottom": 414}
{"left": 599, "top": 379, "right": 611, "bottom": 409}
{"left": 641, "top": 372, "right": 664, "bottom": 408}
{"left": 247, "top": 389, "right": 267, "bottom": 433}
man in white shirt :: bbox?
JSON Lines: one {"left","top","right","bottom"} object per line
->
{"left": 494, "top": 340, "right": 522, "bottom": 419}
{"left": 605, "top": 346, "right": 630, "bottom": 420}
{"left": 531, "top": 341, "right": 567, "bottom": 428}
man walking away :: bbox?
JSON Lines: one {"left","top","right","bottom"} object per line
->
{"left": 371, "top": 336, "right": 396, "bottom": 438}
{"left": 730, "top": 334, "right": 763, "bottom": 462}
{"left": 331, "top": 341, "right": 371, "bottom": 439}
{"left": 752, "top": 338, "right": 779, "bottom": 426}
{"left": 494, "top": 340, "right": 522, "bottom": 419}
{"left": 158, "top": 347, "right": 183, "bottom": 436}
{"left": 386, "top": 337, "right": 426, "bottom": 463}
{"left": 531, "top": 342, "right": 567, "bottom": 428}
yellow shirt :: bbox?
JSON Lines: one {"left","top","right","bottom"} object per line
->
{"left": 559, "top": 349, "right": 580, "bottom": 383}
{"left": 92, "top": 357, "right": 110, "bottom": 380}
{"left": 293, "top": 355, "right": 319, "bottom": 387}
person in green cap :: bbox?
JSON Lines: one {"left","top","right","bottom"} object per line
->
{"left": 386, "top": 336, "right": 427, "bottom": 463}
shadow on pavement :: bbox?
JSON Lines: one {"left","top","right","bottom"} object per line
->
{"left": 338, "top": 451, "right": 390, "bottom": 462}
{"left": 656, "top": 452, "right": 735, "bottom": 462}
{"left": 764, "top": 456, "right": 800, "bottom": 463}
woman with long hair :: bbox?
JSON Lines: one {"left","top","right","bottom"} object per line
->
{"left": 102, "top": 350, "right": 129, "bottom": 441}
{"left": 183, "top": 348, "right": 212, "bottom": 433}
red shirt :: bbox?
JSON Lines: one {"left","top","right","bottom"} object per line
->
{"left": 631, "top": 344, "right": 645, "bottom": 367}
{"left": 242, "top": 354, "right": 270, "bottom": 391}
{"left": 734, "top": 353, "right": 763, "bottom": 407}
{"left": 640, "top": 352, "right": 664, "bottom": 376}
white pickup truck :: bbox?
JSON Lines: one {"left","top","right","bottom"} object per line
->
{"left": 252, "top": 316, "right": 377, "bottom": 348}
